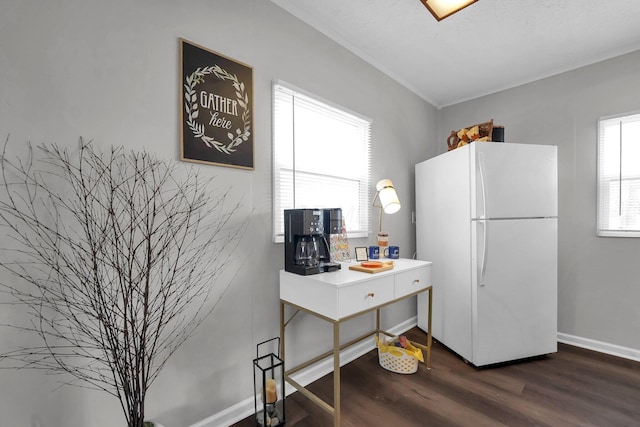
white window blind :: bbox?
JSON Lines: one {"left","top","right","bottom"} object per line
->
{"left": 597, "top": 112, "right": 640, "bottom": 237}
{"left": 272, "top": 81, "right": 371, "bottom": 243}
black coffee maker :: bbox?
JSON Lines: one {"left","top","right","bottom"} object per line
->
{"left": 284, "top": 208, "right": 341, "bottom": 275}
{"left": 284, "top": 209, "right": 323, "bottom": 275}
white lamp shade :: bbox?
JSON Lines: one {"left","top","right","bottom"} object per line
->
{"left": 376, "top": 179, "right": 401, "bottom": 214}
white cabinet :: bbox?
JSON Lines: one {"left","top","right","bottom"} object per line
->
{"left": 280, "top": 258, "right": 432, "bottom": 320}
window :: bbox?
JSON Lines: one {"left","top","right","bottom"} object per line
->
{"left": 272, "top": 81, "right": 371, "bottom": 243}
{"left": 597, "top": 112, "right": 640, "bottom": 237}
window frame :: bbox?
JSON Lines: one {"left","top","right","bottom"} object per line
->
{"left": 597, "top": 111, "right": 640, "bottom": 238}
{"left": 271, "top": 80, "right": 372, "bottom": 243}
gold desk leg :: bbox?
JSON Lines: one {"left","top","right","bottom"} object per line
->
{"left": 333, "top": 320, "right": 340, "bottom": 427}
{"left": 280, "top": 301, "right": 285, "bottom": 362}
{"left": 427, "top": 287, "right": 433, "bottom": 369}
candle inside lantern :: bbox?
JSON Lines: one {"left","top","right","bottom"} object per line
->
{"left": 263, "top": 378, "right": 277, "bottom": 404}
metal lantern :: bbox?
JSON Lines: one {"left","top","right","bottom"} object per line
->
{"left": 253, "top": 337, "right": 285, "bottom": 426}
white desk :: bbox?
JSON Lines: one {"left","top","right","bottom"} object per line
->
{"left": 279, "top": 258, "right": 433, "bottom": 427}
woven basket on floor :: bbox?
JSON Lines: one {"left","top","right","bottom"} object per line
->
{"left": 375, "top": 335, "right": 421, "bottom": 374}
{"left": 378, "top": 347, "right": 419, "bottom": 374}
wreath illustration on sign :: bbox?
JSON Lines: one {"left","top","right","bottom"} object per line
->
{"left": 183, "top": 65, "right": 251, "bottom": 154}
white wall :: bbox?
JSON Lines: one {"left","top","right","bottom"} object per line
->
{"left": 438, "top": 51, "right": 640, "bottom": 353}
{"left": 0, "top": 1, "right": 436, "bottom": 426}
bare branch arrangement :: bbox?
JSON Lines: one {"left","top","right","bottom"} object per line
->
{"left": 0, "top": 137, "right": 243, "bottom": 427}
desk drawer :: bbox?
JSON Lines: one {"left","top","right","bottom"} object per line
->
{"left": 338, "top": 276, "right": 393, "bottom": 318}
{"left": 394, "top": 266, "right": 430, "bottom": 298}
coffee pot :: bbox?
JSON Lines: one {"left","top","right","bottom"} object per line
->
{"left": 294, "top": 236, "right": 320, "bottom": 268}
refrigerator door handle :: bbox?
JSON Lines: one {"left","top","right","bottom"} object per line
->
{"left": 480, "top": 220, "right": 488, "bottom": 287}
{"left": 478, "top": 152, "right": 487, "bottom": 219}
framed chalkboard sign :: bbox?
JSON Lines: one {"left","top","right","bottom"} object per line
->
{"left": 180, "top": 38, "right": 254, "bottom": 169}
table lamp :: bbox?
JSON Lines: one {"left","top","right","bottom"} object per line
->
{"left": 372, "top": 179, "right": 401, "bottom": 247}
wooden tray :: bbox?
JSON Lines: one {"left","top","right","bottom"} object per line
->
{"left": 349, "top": 261, "right": 394, "bottom": 274}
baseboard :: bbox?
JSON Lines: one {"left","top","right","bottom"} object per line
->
{"left": 190, "top": 317, "right": 418, "bottom": 427}
{"left": 557, "top": 332, "right": 640, "bottom": 363}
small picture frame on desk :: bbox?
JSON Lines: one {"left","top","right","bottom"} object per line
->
{"left": 355, "top": 247, "right": 368, "bottom": 262}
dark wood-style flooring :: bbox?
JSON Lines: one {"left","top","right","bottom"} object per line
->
{"left": 233, "top": 328, "right": 640, "bottom": 426}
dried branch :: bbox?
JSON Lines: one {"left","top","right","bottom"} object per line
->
{"left": 0, "top": 137, "right": 243, "bottom": 427}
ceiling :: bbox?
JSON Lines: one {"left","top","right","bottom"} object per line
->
{"left": 270, "top": 0, "right": 640, "bottom": 108}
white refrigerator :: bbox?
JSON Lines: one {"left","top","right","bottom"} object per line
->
{"left": 416, "top": 142, "right": 557, "bottom": 367}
